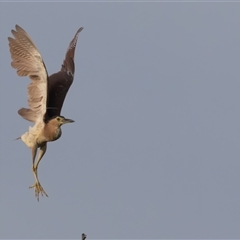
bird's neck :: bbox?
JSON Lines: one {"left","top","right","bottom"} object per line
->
{"left": 52, "top": 127, "right": 62, "bottom": 141}
{"left": 42, "top": 124, "right": 62, "bottom": 142}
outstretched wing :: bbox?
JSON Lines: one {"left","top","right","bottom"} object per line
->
{"left": 8, "top": 25, "right": 48, "bottom": 123}
{"left": 46, "top": 27, "right": 83, "bottom": 119}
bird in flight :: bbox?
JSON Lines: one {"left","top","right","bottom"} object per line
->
{"left": 8, "top": 25, "right": 83, "bottom": 201}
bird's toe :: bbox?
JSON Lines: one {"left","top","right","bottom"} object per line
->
{"left": 29, "top": 182, "right": 48, "bottom": 201}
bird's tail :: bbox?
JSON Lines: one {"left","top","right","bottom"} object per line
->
{"left": 13, "top": 136, "right": 21, "bottom": 141}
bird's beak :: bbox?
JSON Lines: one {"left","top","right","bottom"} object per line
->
{"left": 62, "top": 118, "right": 75, "bottom": 124}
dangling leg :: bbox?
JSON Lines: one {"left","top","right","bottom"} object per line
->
{"left": 29, "top": 143, "right": 48, "bottom": 201}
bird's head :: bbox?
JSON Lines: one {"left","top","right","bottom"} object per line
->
{"left": 49, "top": 116, "right": 75, "bottom": 126}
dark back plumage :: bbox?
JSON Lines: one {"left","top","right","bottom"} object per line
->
{"left": 46, "top": 27, "right": 83, "bottom": 119}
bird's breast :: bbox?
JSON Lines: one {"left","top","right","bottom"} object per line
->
{"left": 41, "top": 125, "right": 62, "bottom": 142}
{"left": 51, "top": 127, "right": 62, "bottom": 141}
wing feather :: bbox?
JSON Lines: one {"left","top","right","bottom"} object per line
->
{"left": 61, "top": 27, "right": 84, "bottom": 76}
{"left": 47, "top": 27, "right": 83, "bottom": 118}
{"left": 8, "top": 25, "right": 48, "bottom": 123}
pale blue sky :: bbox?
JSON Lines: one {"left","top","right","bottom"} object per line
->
{"left": 1, "top": 2, "right": 240, "bottom": 239}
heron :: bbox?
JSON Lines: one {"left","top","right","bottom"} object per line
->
{"left": 8, "top": 25, "right": 83, "bottom": 200}
{"left": 82, "top": 233, "right": 87, "bottom": 240}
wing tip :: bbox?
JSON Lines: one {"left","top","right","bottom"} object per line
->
{"left": 78, "top": 27, "right": 84, "bottom": 33}
{"left": 60, "top": 26, "right": 83, "bottom": 73}
{"left": 14, "top": 24, "right": 23, "bottom": 32}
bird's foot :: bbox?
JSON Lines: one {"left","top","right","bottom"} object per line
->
{"left": 29, "top": 181, "right": 48, "bottom": 201}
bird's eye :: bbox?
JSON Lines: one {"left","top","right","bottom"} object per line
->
{"left": 57, "top": 117, "right": 60, "bottom": 121}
